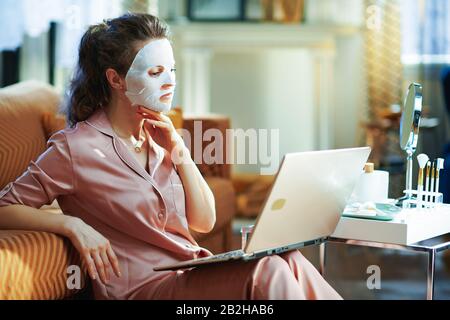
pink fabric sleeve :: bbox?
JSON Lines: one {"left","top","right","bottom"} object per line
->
{"left": 0, "top": 131, "right": 75, "bottom": 209}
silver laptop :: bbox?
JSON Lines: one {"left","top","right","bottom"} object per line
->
{"left": 154, "top": 147, "right": 371, "bottom": 271}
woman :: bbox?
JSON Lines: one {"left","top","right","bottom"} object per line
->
{"left": 0, "top": 13, "right": 341, "bottom": 300}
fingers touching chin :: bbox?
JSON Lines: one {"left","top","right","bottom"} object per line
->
{"left": 137, "top": 105, "right": 161, "bottom": 114}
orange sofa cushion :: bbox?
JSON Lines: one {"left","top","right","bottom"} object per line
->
{"left": 0, "top": 229, "right": 85, "bottom": 299}
{"left": 0, "top": 81, "right": 60, "bottom": 189}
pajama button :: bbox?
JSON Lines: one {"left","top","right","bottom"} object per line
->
{"left": 158, "top": 207, "right": 165, "bottom": 220}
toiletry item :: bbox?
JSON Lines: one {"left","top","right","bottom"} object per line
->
{"left": 425, "top": 162, "right": 431, "bottom": 202}
{"left": 435, "top": 158, "right": 445, "bottom": 202}
{"left": 346, "top": 202, "right": 377, "bottom": 216}
{"left": 352, "top": 163, "right": 389, "bottom": 203}
{"left": 376, "top": 203, "right": 402, "bottom": 215}
{"left": 343, "top": 202, "right": 395, "bottom": 221}
{"left": 417, "top": 154, "right": 429, "bottom": 208}
{"left": 430, "top": 160, "right": 436, "bottom": 204}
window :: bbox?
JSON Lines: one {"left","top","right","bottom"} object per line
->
{"left": 401, "top": 0, "right": 450, "bottom": 65}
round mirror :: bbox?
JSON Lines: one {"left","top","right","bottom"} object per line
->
{"left": 400, "top": 83, "right": 423, "bottom": 152}
{"left": 396, "top": 83, "right": 423, "bottom": 207}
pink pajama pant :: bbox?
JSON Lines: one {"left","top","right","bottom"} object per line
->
{"left": 133, "top": 250, "right": 342, "bottom": 300}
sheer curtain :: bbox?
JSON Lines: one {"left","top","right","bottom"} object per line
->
{"left": 0, "top": 0, "right": 25, "bottom": 51}
{"left": 401, "top": 0, "right": 450, "bottom": 63}
{"left": 0, "top": 0, "right": 123, "bottom": 51}
{"left": 53, "top": 0, "right": 122, "bottom": 91}
{"left": 0, "top": 0, "right": 122, "bottom": 87}
{"left": 400, "top": 0, "right": 450, "bottom": 160}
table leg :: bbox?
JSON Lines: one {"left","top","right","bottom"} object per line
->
{"left": 426, "top": 249, "right": 436, "bottom": 300}
{"left": 319, "top": 242, "right": 326, "bottom": 276}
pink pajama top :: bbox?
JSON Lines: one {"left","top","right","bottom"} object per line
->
{"left": 0, "top": 109, "right": 212, "bottom": 299}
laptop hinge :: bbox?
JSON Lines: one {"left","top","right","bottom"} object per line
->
{"left": 247, "top": 237, "right": 328, "bottom": 259}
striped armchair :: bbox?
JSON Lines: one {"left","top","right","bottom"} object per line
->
{"left": 0, "top": 81, "right": 85, "bottom": 299}
{"left": 0, "top": 81, "right": 236, "bottom": 299}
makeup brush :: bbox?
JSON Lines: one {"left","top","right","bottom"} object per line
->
{"left": 430, "top": 160, "right": 436, "bottom": 204}
{"left": 435, "top": 158, "right": 445, "bottom": 203}
{"left": 417, "top": 154, "right": 429, "bottom": 208}
{"left": 425, "top": 161, "right": 431, "bottom": 205}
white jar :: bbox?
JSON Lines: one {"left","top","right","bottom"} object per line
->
{"left": 352, "top": 163, "right": 389, "bottom": 203}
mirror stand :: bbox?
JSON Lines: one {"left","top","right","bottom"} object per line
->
{"left": 395, "top": 83, "right": 422, "bottom": 208}
{"left": 396, "top": 149, "right": 416, "bottom": 207}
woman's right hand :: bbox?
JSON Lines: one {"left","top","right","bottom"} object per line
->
{"left": 64, "top": 216, "right": 122, "bottom": 284}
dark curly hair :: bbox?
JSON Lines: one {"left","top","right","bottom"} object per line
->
{"left": 65, "top": 13, "right": 169, "bottom": 127}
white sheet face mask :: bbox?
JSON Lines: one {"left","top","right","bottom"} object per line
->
{"left": 125, "top": 39, "right": 176, "bottom": 113}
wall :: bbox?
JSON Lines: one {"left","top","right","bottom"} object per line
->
{"left": 203, "top": 0, "right": 367, "bottom": 174}
{"left": 208, "top": 35, "right": 366, "bottom": 174}
{"left": 334, "top": 32, "right": 368, "bottom": 149}
{"left": 210, "top": 50, "right": 315, "bottom": 174}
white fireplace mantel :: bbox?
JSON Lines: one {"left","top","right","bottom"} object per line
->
{"left": 170, "top": 22, "right": 361, "bottom": 150}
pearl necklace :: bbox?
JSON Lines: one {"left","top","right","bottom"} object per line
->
{"left": 130, "top": 135, "right": 145, "bottom": 153}
{"left": 116, "top": 132, "right": 146, "bottom": 153}
{"left": 111, "top": 122, "right": 146, "bottom": 153}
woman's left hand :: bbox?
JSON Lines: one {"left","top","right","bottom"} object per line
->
{"left": 137, "top": 106, "right": 184, "bottom": 154}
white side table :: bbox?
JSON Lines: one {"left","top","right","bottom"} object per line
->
{"left": 319, "top": 235, "right": 450, "bottom": 300}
